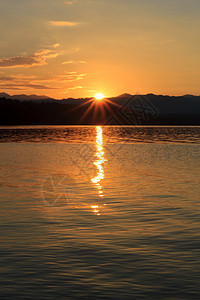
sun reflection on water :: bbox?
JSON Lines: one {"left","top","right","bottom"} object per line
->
{"left": 91, "top": 126, "right": 105, "bottom": 215}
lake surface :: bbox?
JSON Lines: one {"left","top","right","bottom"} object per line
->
{"left": 0, "top": 126, "right": 200, "bottom": 299}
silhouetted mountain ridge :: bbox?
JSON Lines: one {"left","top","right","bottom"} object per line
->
{"left": 0, "top": 92, "right": 200, "bottom": 125}
{"left": 0, "top": 92, "right": 54, "bottom": 102}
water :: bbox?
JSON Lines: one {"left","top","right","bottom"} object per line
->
{"left": 0, "top": 126, "right": 200, "bottom": 299}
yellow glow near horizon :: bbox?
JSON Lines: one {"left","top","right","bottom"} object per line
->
{"left": 1, "top": 1, "right": 200, "bottom": 98}
{"left": 94, "top": 93, "right": 105, "bottom": 100}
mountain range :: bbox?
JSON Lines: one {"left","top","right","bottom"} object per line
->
{"left": 0, "top": 92, "right": 200, "bottom": 125}
{"left": 0, "top": 92, "right": 54, "bottom": 101}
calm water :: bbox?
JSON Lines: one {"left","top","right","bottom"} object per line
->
{"left": 0, "top": 126, "right": 200, "bottom": 299}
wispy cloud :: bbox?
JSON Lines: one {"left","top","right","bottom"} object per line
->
{"left": 57, "top": 72, "right": 87, "bottom": 82}
{"left": 49, "top": 21, "right": 81, "bottom": 27}
{"left": 0, "top": 76, "right": 15, "bottom": 81}
{"left": 0, "top": 69, "right": 86, "bottom": 93}
{"left": 0, "top": 74, "right": 57, "bottom": 90}
{"left": 0, "top": 83, "right": 56, "bottom": 90}
{"left": 0, "top": 49, "right": 62, "bottom": 69}
{"left": 0, "top": 75, "right": 36, "bottom": 82}
{"left": 68, "top": 86, "right": 83, "bottom": 90}
{"left": 62, "top": 60, "right": 86, "bottom": 64}
{"left": 25, "top": 84, "right": 57, "bottom": 90}
{"left": 65, "top": 1, "right": 74, "bottom": 5}
{"left": 0, "top": 56, "right": 42, "bottom": 68}
{"left": 0, "top": 84, "right": 23, "bottom": 91}
{"left": 53, "top": 43, "right": 60, "bottom": 48}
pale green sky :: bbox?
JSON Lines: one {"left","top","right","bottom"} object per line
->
{"left": 0, "top": 0, "right": 200, "bottom": 98}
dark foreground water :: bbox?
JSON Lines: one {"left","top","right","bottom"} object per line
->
{"left": 0, "top": 126, "right": 200, "bottom": 299}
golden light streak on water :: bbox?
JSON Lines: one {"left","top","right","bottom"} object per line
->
{"left": 91, "top": 126, "right": 105, "bottom": 215}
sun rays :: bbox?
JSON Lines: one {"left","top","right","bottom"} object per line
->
{"left": 69, "top": 95, "right": 122, "bottom": 124}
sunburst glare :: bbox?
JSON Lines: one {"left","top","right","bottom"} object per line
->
{"left": 94, "top": 93, "right": 105, "bottom": 100}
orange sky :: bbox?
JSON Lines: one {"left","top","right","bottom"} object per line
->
{"left": 0, "top": 0, "right": 200, "bottom": 98}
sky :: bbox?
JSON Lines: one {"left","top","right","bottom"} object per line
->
{"left": 0, "top": 0, "right": 200, "bottom": 99}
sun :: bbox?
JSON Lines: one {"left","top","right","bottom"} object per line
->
{"left": 94, "top": 93, "right": 105, "bottom": 100}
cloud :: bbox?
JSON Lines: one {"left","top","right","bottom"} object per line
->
{"left": 65, "top": 1, "right": 73, "bottom": 5}
{"left": 0, "top": 85, "right": 23, "bottom": 91}
{"left": 0, "top": 56, "right": 42, "bottom": 68}
{"left": 0, "top": 74, "right": 57, "bottom": 90}
{"left": 0, "top": 74, "right": 36, "bottom": 83}
{"left": 0, "top": 49, "right": 62, "bottom": 69}
{"left": 0, "top": 76, "right": 15, "bottom": 81}
{"left": 53, "top": 43, "right": 60, "bottom": 48}
{"left": 58, "top": 72, "right": 86, "bottom": 82}
{"left": 68, "top": 86, "right": 83, "bottom": 90}
{"left": 25, "top": 84, "right": 57, "bottom": 90}
{"left": 0, "top": 83, "right": 56, "bottom": 90}
{"left": 62, "top": 60, "right": 86, "bottom": 65}
{"left": 49, "top": 21, "right": 81, "bottom": 27}
{"left": 0, "top": 71, "right": 85, "bottom": 92}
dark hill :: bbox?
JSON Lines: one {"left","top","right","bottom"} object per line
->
{"left": 0, "top": 93, "right": 200, "bottom": 125}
